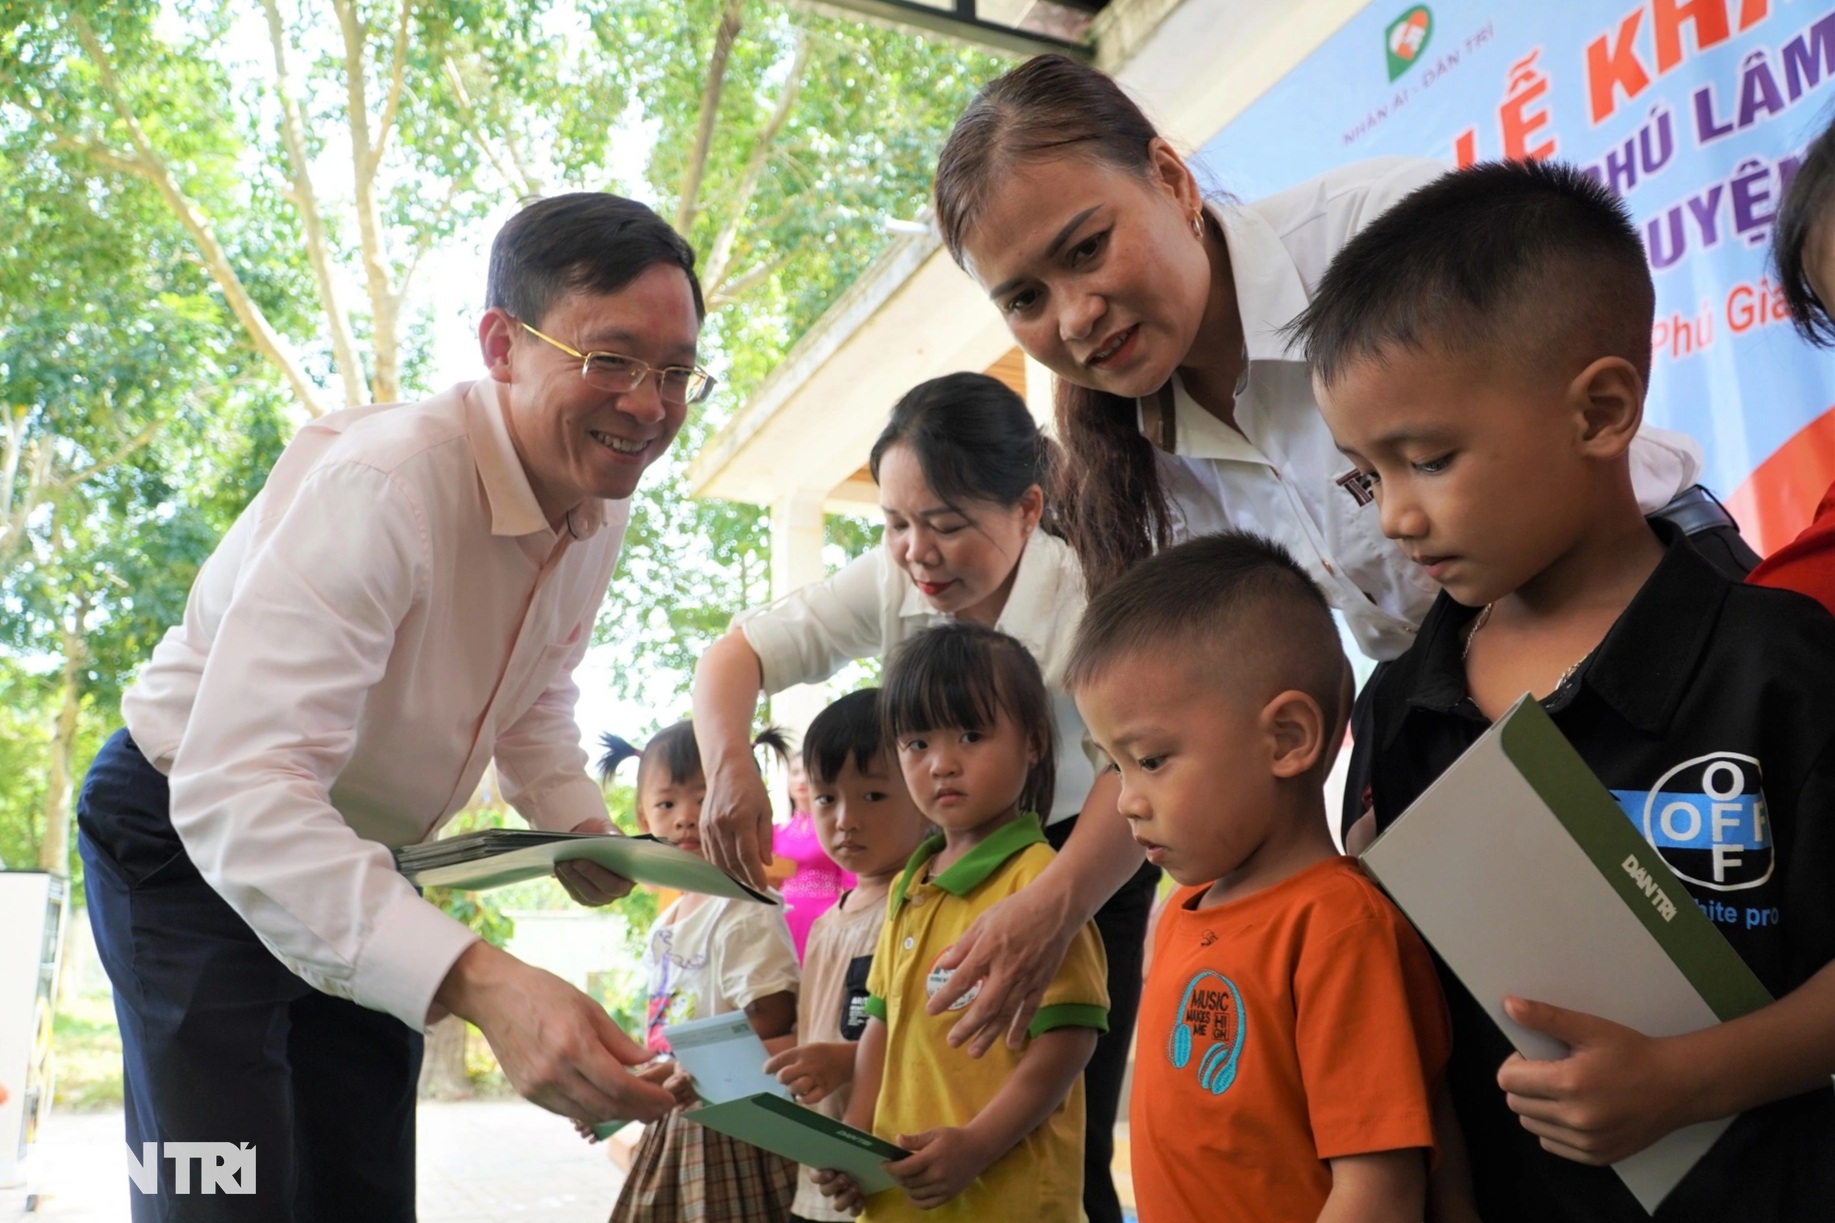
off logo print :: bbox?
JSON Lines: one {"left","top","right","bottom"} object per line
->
{"left": 1613, "top": 752, "right": 1773, "bottom": 892}
{"left": 1167, "top": 971, "right": 1246, "bottom": 1096}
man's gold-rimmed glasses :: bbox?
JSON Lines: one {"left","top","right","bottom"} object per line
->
{"left": 520, "top": 323, "right": 716, "bottom": 405}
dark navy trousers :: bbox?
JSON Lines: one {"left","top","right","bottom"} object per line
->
{"left": 78, "top": 729, "right": 421, "bottom": 1222}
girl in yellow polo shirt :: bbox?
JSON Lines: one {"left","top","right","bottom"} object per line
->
{"left": 816, "top": 622, "right": 1109, "bottom": 1221}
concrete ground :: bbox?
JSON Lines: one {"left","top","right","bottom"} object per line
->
{"left": 0, "top": 1101, "right": 627, "bottom": 1223}
{"left": 3, "top": 1106, "right": 1136, "bottom": 1222}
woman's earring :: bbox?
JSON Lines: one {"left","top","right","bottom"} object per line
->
{"left": 1191, "top": 210, "right": 1204, "bottom": 237}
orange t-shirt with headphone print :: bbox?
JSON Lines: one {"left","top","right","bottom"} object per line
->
{"left": 1131, "top": 856, "right": 1450, "bottom": 1223}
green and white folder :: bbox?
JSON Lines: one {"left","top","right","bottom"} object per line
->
{"left": 393, "top": 829, "right": 775, "bottom": 903}
{"left": 661, "top": 1013, "right": 908, "bottom": 1195}
{"left": 687, "top": 1094, "right": 906, "bottom": 1194}
{"left": 1360, "top": 696, "right": 1772, "bottom": 1215}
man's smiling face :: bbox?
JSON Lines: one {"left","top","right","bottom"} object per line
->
{"left": 491, "top": 263, "right": 702, "bottom": 521}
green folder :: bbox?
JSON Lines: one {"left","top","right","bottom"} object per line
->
{"left": 1361, "top": 696, "right": 1771, "bottom": 1214}
{"left": 686, "top": 1093, "right": 907, "bottom": 1196}
{"left": 393, "top": 830, "right": 775, "bottom": 903}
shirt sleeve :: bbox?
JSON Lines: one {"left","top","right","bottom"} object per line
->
{"left": 1293, "top": 906, "right": 1450, "bottom": 1162}
{"left": 714, "top": 900, "right": 801, "bottom": 1012}
{"left": 166, "top": 460, "right": 478, "bottom": 1029}
{"left": 864, "top": 902, "right": 898, "bottom": 1023}
{"left": 491, "top": 618, "right": 606, "bottom": 833}
{"left": 733, "top": 548, "right": 889, "bottom": 693}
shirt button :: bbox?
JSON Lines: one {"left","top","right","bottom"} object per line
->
{"left": 903, "top": 936, "right": 915, "bottom": 950}
{"left": 909, "top": 893, "right": 924, "bottom": 907}
{"left": 1321, "top": 557, "right": 1335, "bottom": 575}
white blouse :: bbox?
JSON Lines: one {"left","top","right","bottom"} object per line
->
{"left": 1147, "top": 157, "right": 1704, "bottom": 660}
{"left": 733, "top": 531, "right": 1096, "bottom": 823}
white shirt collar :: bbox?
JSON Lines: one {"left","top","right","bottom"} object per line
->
{"left": 465, "top": 379, "right": 611, "bottom": 540}
{"left": 1214, "top": 202, "right": 1313, "bottom": 365}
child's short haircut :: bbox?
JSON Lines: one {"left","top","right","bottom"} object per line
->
{"left": 882, "top": 622, "right": 1056, "bottom": 818}
{"left": 600, "top": 720, "right": 788, "bottom": 795}
{"left": 1065, "top": 532, "right": 1348, "bottom": 745}
{"left": 1288, "top": 159, "right": 1656, "bottom": 388}
{"left": 802, "top": 688, "right": 885, "bottom": 787}
{"left": 1774, "top": 116, "right": 1835, "bottom": 346}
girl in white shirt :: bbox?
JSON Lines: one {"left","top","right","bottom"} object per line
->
{"left": 916, "top": 53, "right": 1754, "bottom": 1108}
{"left": 694, "top": 373, "right": 1152, "bottom": 1220}
{"left": 598, "top": 722, "right": 801, "bottom": 1223}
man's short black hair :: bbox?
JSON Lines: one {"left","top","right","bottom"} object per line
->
{"left": 486, "top": 193, "right": 705, "bottom": 328}
{"left": 1774, "top": 115, "right": 1835, "bottom": 346}
{"left": 1065, "top": 532, "right": 1348, "bottom": 747}
{"left": 1288, "top": 160, "right": 1655, "bottom": 388}
{"left": 803, "top": 689, "right": 886, "bottom": 787}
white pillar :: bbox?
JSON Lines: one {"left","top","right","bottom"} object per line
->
{"left": 768, "top": 489, "right": 831, "bottom": 750}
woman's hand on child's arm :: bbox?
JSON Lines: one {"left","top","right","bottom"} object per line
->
{"left": 811, "top": 1168, "right": 865, "bottom": 1215}
{"left": 1498, "top": 962, "right": 1835, "bottom": 1165}
{"left": 764, "top": 1040, "right": 856, "bottom": 1105}
{"left": 928, "top": 772, "right": 1138, "bottom": 1057}
{"left": 1315, "top": 1149, "right": 1428, "bottom": 1223}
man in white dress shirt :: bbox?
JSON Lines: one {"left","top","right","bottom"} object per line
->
{"left": 77, "top": 193, "right": 708, "bottom": 1220}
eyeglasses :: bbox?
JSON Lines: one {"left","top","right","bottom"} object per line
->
{"left": 519, "top": 323, "right": 716, "bottom": 405}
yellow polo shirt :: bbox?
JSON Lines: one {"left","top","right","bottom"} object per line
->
{"left": 862, "top": 814, "right": 1108, "bottom": 1223}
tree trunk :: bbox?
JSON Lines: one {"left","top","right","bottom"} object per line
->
{"left": 418, "top": 1014, "right": 472, "bottom": 1100}
{"left": 39, "top": 613, "right": 86, "bottom": 875}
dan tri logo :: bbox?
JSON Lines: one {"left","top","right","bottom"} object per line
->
{"left": 1385, "top": 5, "right": 1433, "bottom": 82}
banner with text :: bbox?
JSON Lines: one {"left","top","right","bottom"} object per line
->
{"left": 1195, "top": 0, "right": 1835, "bottom": 551}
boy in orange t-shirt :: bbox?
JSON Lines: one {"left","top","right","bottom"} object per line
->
{"left": 1067, "top": 532, "right": 1454, "bottom": 1223}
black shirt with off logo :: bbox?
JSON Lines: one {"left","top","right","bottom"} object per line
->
{"left": 1349, "top": 521, "right": 1835, "bottom": 1223}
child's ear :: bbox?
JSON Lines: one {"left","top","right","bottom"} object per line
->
{"left": 1260, "top": 689, "right": 1326, "bottom": 780}
{"left": 1567, "top": 356, "right": 1644, "bottom": 460}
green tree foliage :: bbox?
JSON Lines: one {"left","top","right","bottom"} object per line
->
{"left": 0, "top": 98, "right": 288, "bottom": 874}
{"left": 0, "top": 0, "right": 994, "bottom": 869}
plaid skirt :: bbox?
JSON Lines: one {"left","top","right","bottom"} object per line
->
{"left": 610, "top": 1109, "right": 797, "bottom": 1223}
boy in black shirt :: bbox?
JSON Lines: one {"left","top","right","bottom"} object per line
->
{"left": 1289, "top": 159, "right": 1835, "bottom": 1223}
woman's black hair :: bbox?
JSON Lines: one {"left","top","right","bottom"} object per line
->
{"left": 601, "top": 721, "right": 789, "bottom": 798}
{"left": 1775, "top": 115, "right": 1835, "bottom": 346}
{"left": 880, "top": 622, "right": 1055, "bottom": 818}
{"left": 868, "top": 372, "right": 1059, "bottom": 532}
{"left": 802, "top": 689, "right": 886, "bottom": 787}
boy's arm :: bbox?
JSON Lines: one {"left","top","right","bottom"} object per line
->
{"left": 743, "top": 990, "right": 798, "bottom": 1057}
{"left": 1316, "top": 1149, "right": 1427, "bottom": 1223}
{"left": 887, "top": 1025, "right": 1098, "bottom": 1210}
{"left": 842, "top": 1016, "right": 887, "bottom": 1132}
{"left": 1498, "top": 959, "right": 1835, "bottom": 1164}
{"left": 811, "top": 1017, "right": 889, "bottom": 1216}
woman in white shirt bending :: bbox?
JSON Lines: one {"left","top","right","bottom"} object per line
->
{"left": 693, "top": 372, "right": 1153, "bottom": 1221}
{"left": 916, "top": 53, "right": 1759, "bottom": 1098}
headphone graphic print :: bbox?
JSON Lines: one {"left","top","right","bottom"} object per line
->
{"left": 1167, "top": 970, "right": 1247, "bottom": 1096}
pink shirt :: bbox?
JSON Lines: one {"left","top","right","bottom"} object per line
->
{"left": 773, "top": 811, "right": 853, "bottom": 960}
{"left": 122, "top": 380, "right": 628, "bottom": 1028}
